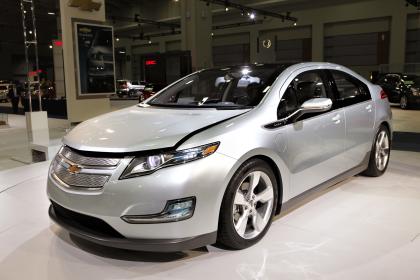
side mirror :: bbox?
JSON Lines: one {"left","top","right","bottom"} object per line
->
{"left": 277, "top": 98, "right": 332, "bottom": 124}
{"left": 300, "top": 98, "right": 333, "bottom": 114}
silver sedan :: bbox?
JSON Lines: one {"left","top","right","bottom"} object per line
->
{"left": 47, "top": 62, "right": 392, "bottom": 251}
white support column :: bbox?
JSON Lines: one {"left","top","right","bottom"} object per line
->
{"left": 59, "top": 0, "right": 110, "bottom": 123}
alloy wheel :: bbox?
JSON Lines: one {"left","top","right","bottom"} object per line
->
{"left": 375, "top": 131, "right": 390, "bottom": 171}
{"left": 232, "top": 171, "right": 274, "bottom": 239}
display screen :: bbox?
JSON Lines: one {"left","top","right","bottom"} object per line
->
{"left": 75, "top": 22, "right": 115, "bottom": 96}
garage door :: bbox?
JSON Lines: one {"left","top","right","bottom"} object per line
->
{"left": 213, "top": 44, "right": 250, "bottom": 66}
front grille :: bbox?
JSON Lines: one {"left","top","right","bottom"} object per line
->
{"left": 51, "top": 201, "right": 124, "bottom": 238}
{"left": 51, "top": 146, "right": 122, "bottom": 190}
{"left": 53, "top": 162, "right": 110, "bottom": 189}
{"left": 60, "top": 146, "right": 120, "bottom": 167}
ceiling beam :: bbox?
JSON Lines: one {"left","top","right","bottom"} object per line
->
{"left": 201, "top": 0, "right": 297, "bottom": 22}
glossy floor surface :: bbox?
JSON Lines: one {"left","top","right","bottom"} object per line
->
{"left": 0, "top": 150, "right": 420, "bottom": 279}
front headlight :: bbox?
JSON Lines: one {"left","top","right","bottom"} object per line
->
{"left": 120, "top": 142, "right": 219, "bottom": 179}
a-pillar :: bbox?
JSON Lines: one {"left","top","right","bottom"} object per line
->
{"left": 180, "top": 0, "right": 213, "bottom": 71}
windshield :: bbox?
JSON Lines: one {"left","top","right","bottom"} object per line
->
{"left": 148, "top": 64, "right": 286, "bottom": 109}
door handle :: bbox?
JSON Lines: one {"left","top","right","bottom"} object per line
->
{"left": 366, "top": 104, "right": 372, "bottom": 112}
{"left": 332, "top": 114, "right": 341, "bottom": 124}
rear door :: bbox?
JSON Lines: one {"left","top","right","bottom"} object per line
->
{"left": 328, "top": 70, "right": 375, "bottom": 170}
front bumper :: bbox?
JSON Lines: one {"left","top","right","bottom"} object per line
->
{"left": 49, "top": 202, "right": 216, "bottom": 252}
{"left": 47, "top": 152, "right": 237, "bottom": 242}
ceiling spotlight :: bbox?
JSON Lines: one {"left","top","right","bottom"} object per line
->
{"left": 116, "top": 37, "right": 120, "bottom": 42}
{"left": 249, "top": 12, "right": 256, "bottom": 20}
{"left": 225, "top": 7, "right": 229, "bottom": 12}
{"left": 49, "top": 45, "right": 53, "bottom": 49}
{"left": 211, "top": 32, "right": 214, "bottom": 36}
{"left": 293, "top": 22, "right": 297, "bottom": 26}
{"left": 148, "top": 40, "right": 152, "bottom": 44}
{"left": 28, "top": 30, "right": 33, "bottom": 34}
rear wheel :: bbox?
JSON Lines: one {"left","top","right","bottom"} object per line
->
{"left": 216, "top": 159, "right": 278, "bottom": 250}
{"left": 362, "top": 125, "right": 391, "bottom": 177}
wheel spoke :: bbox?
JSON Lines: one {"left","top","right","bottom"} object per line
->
{"left": 378, "top": 132, "right": 385, "bottom": 146}
{"left": 235, "top": 211, "right": 249, "bottom": 236}
{"left": 234, "top": 191, "right": 248, "bottom": 206}
{"left": 252, "top": 212, "right": 266, "bottom": 232}
{"left": 255, "top": 187, "right": 274, "bottom": 203}
{"left": 249, "top": 171, "right": 261, "bottom": 195}
{"left": 382, "top": 135, "right": 389, "bottom": 149}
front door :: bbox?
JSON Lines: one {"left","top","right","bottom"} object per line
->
{"left": 276, "top": 70, "right": 347, "bottom": 197}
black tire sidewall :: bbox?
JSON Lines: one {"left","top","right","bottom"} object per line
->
{"left": 217, "top": 159, "right": 278, "bottom": 249}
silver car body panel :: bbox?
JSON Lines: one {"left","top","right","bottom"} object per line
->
{"left": 48, "top": 62, "right": 392, "bottom": 244}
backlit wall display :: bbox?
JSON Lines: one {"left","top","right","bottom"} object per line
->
{"left": 74, "top": 22, "right": 115, "bottom": 96}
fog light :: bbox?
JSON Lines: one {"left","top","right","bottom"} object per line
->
{"left": 121, "top": 197, "right": 196, "bottom": 224}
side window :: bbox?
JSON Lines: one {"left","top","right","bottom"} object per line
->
{"left": 278, "top": 71, "right": 328, "bottom": 120}
{"left": 331, "top": 71, "right": 371, "bottom": 107}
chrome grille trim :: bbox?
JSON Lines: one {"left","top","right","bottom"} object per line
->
{"left": 60, "top": 146, "right": 120, "bottom": 168}
{"left": 51, "top": 146, "right": 122, "bottom": 190}
{"left": 52, "top": 162, "right": 109, "bottom": 190}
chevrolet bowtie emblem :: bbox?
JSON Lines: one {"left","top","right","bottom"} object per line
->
{"left": 67, "top": 164, "right": 82, "bottom": 174}
{"left": 68, "top": 0, "right": 102, "bottom": 11}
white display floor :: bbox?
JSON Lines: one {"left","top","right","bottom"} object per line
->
{"left": 1, "top": 151, "right": 420, "bottom": 279}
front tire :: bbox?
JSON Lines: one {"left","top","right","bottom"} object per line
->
{"left": 362, "top": 125, "right": 391, "bottom": 177}
{"left": 216, "top": 159, "right": 278, "bottom": 250}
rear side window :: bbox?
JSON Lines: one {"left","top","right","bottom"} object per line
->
{"left": 330, "top": 70, "right": 371, "bottom": 107}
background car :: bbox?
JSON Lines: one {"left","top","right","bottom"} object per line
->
{"left": 0, "top": 84, "right": 10, "bottom": 102}
{"left": 138, "top": 82, "right": 165, "bottom": 102}
{"left": 402, "top": 77, "right": 420, "bottom": 109}
{"left": 375, "top": 73, "right": 420, "bottom": 109}
{"left": 117, "top": 80, "right": 146, "bottom": 97}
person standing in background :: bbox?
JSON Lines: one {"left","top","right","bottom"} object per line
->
{"left": 7, "top": 83, "right": 20, "bottom": 114}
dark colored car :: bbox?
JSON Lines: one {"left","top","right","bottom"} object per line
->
{"left": 404, "top": 77, "right": 420, "bottom": 109}
{"left": 376, "top": 73, "right": 420, "bottom": 109}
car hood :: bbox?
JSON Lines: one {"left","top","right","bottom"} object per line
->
{"left": 63, "top": 105, "right": 248, "bottom": 153}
